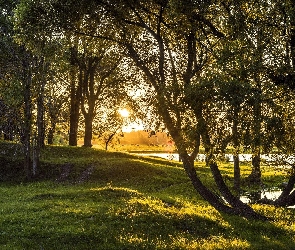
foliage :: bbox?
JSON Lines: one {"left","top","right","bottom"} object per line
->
{"left": 7, "top": 0, "right": 295, "bottom": 219}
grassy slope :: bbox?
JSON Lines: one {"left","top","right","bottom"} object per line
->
{"left": 0, "top": 142, "right": 294, "bottom": 249}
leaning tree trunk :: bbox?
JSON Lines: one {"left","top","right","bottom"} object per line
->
{"left": 105, "top": 132, "right": 117, "bottom": 151}
{"left": 180, "top": 153, "right": 240, "bottom": 215}
{"left": 272, "top": 174, "right": 295, "bottom": 207}
{"left": 209, "top": 161, "right": 267, "bottom": 220}
{"left": 160, "top": 104, "right": 267, "bottom": 220}
{"left": 179, "top": 151, "right": 267, "bottom": 220}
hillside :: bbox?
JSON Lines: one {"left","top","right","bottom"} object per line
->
{"left": 0, "top": 141, "right": 294, "bottom": 249}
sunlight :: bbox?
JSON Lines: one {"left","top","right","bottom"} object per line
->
{"left": 118, "top": 108, "right": 130, "bottom": 118}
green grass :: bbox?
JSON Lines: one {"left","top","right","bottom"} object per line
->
{"left": 0, "top": 142, "right": 294, "bottom": 249}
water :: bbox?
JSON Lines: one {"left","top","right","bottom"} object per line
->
{"left": 135, "top": 152, "right": 295, "bottom": 208}
{"left": 135, "top": 152, "right": 295, "bottom": 164}
{"left": 240, "top": 190, "right": 295, "bottom": 208}
{"left": 136, "top": 153, "right": 181, "bottom": 161}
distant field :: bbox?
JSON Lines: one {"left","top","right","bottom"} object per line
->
{"left": 0, "top": 142, "right": 294, "bottom": 249}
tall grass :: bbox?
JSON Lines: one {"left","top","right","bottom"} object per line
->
{"left": 0, "top": 142, "right": 294, "bottom": 249}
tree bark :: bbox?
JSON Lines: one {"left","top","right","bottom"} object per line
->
{"left": 80, "top": 58, "right": 99, "bottom": 148}
{"left": 105, "top": 132, "right": 116, "bottom": 150}
{"left": 47, "top": 125, "right": 55, "bottom": 145}
{"left": 33, "top": 70, "right": 46, "bottom": 176}
{"left": 69, "top": 67, "right": 81, "bottom": 146}
{"left": 273, "top": 175, "right": 295, "bottom": 207}
{"left": 180, "top": 152, "right": 267, "bottom": 220}
{"left": 22, "top": 51, "right": 32, "bottom": 180}
{"left": 83, "top": 114, "right": 93, "bottom": 147}
{"left": 209, "top": 162, "right": 267, "bottom": 220}
{"left": 232, "top": 108, "right": 240, "bottom": 193}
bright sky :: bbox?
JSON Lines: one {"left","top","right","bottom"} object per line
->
{"left": 118, "top": 108, "right": 144, "bottom": 132}
{"left": 122, "top": 122, "right": 144, "bottom": 132}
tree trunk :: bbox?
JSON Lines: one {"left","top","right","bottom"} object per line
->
{"left": 273, "top": 175, "right": 295, "bottom": 207}
{"left": 47, "top": 99, "right": 59, "bottom": 145}
{"left": 158, "top": 103, "right": 267, "bottom": 220}
{"left": 232, "top": 108, "right": 240, "bottom": 193}
{"left": 248, "top": 153, "right": 261, "bottom": 184}
{"left": 233, "top": 154, "right": 240, "bottom": 192}
{"left": 104, "top": 131, "right": 118, "bottom": 150}
{"left": 290, "top": 4, "right": 295, "bottom": 71}
{"left": 32, "top": 132, "right": 38, "bottom": 176}
{"left": 33, "top": 77, "right": 46, "bottom": 176}
{"left": 69, "top": 68, "right": 81, "bottom": 146}
{"left": 180, "top": 152, "right": 267, "bottom": 220}
{"left": 248, "top": 95, "right": 262, "bottom": 184}
{"left": 180, "top": 153, "right": 239, "bottom": 214}
{"left": 37, "top": 95, "right": 45, "bottom": 148}
{"left": 83, "top": 114, "right": 93, "bottom": 147}
{"left": 81, "top": 60, "right": 99, "bottom": 148}
{"left": 36, "top": 62, "right": 47, "bottom": 149}
{"left": 22, "top": 52, "right": 32, "bottom": 180}
{"left": 209, "top": 161, "right": 267, "bottom": 220}
{"left": 47, "top": 126, "right": 55, "bottom": 145}
{"left": 248, "top": 27, "right": 263, "bottom": 185}
{"left": 190, "top": 104, "right": 265, "bottom": 219}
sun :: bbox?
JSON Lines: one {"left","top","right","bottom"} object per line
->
{"left": 118, "top": 108, "right": 130, "bottom": 118}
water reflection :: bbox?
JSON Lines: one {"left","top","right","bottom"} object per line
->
{"left": 240, "top": 189, "right": 295, "bottom": 208}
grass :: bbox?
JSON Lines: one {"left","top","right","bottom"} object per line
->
{"left": 0, "top": 141, "right": 295, "bottom": 249}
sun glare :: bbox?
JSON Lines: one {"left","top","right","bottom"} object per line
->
{"left": 119, "top": 108, "right": 130, "bottom": 118}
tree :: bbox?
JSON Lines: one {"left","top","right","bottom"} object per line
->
{"left": 1, "top": 0, "right": 34, "bottom": 179}
{"left": 93, "top": 0, "right": 268, "bottom": 219}
{"left": 1, "top": 0, "right": 63, "bottom": 178}
{"left": 70, "top": 42, "right": 126, "bottom": 147}
{"left": 94, "top": 109, "right": 126, "bottom": 151}
{"left": 13, "top": 0, "right": 265, "bottom": 219}
{"left": 45, "top": 65, "right": 69, "bottom": 145}
{"left": 14, "top": 0, "right": 132, "bottom": 147}
{"left": 14, "top": 0, "right": 295, "bottom": 218}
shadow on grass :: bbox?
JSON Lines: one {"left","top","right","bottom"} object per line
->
{"left": 2, "top": 180, "right": 294, "bottom": 249}
{"left": 221, "top": 212, "right": 295, "bottom": 250}
{"left": 10, "top": 185, "right": 226, "bottom": 250}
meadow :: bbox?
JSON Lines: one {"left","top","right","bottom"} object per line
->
{"left": 0, "top": 141, "right": 294, "bottom": 249}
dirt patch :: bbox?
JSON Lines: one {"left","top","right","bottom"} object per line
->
{"left": 56, "top": 163, "right": 72, "bottom": 182}
{"left": 76, "top": 165, "right": 95, "bottom": 184}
